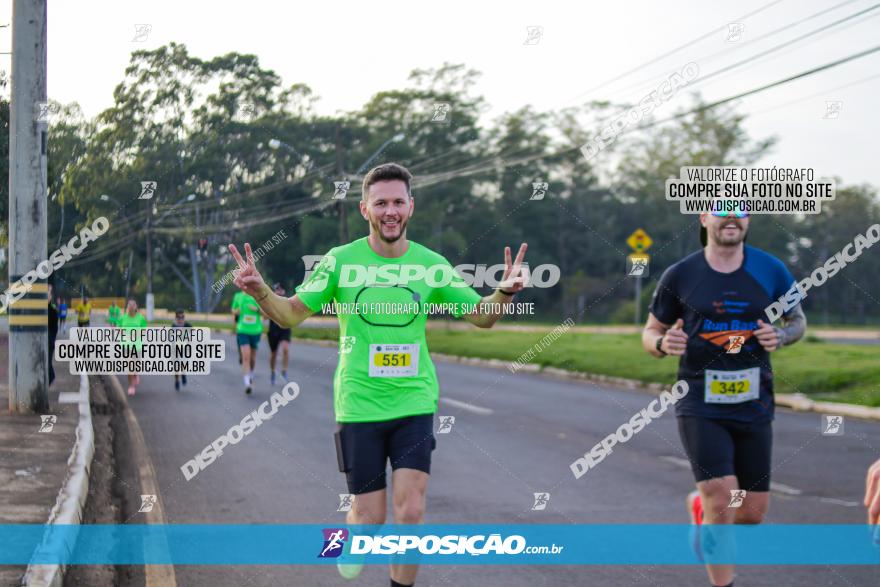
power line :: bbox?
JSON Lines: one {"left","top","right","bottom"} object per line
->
{"left": 601, "top": 0, "right": 865, "bottom": 103}
{"left": 687, "top": 2, "right": 880, "bottom": 89}
{"left": 748, "top": 71, "right": 880, "bottom": 117}
{"left": 565, "top": 0, "right": 788, "bottom": 102}
{"left": 407, "top": 1, "right": 874, "bottom": 181}
{"left": 637, "top": 43, "right": 880, "bottom": 132}
{"left": 410, "top": 44, "right": 880, "bottom": 186}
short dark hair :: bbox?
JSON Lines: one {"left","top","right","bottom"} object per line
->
{"left": 362, "top": 163, "right": 412, "bottom": 201}
{"left": 175, "top": 308, "right": 185, "bottom": 316}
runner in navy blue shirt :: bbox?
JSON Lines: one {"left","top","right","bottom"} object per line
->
{"left": 642, "top": 210, "right": 806, "bottom": 587}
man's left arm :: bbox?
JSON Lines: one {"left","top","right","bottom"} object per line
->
{"left": 774, "top": 304, "right": 807, "bottom": 347}
{"left": 465, "top": 243, "right": 528, "bottom": 329}
{"left": 755, "top": 305, "right": 806, "bottom": 351}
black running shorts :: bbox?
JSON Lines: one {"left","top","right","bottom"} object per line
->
{"left": 267, "top": 330, "right": 290, "bottom": 352}
{"left": 677, "top": 416, "right": 772, "bottom": 492}
{"left": 334, "top": 413, "right": 436, "bottom": 495}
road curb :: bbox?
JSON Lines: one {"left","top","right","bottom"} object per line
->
{"left": 22, "top": 374, "right": 95, "bottom": 587}
{"left": 105, "top": 374, "right": 177, "bottom": 587}
{"left": 292, "top": 337, "right": 880, "bottom": 422}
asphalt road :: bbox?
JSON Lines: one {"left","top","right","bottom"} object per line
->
{"left": 125, "top": 331, "right": 878, "bottom": 586}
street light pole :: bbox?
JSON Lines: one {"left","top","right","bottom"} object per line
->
{"left": 8, "top": 0, "right": 48, "bottom": 413}
{"left": 335, "top": 124, "right": 348, "bottom": 243}
{"left": 145, "top": 199, "right": 154, "bottom": 320}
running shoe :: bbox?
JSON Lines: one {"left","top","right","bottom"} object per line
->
{"left": 336, "top": 539, "right": 364, "bottom": 580}
{"left": 687, "top": 490, "right": 704, "bottom": 563}
{"left": 336, "top": 560, "right": 363, "bottom": 580}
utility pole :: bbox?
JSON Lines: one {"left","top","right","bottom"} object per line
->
{"left": 335, "top": 124, "right": 348, "bottom": 243}
{"left": 8, "top": 0, "right": 49, "bottom": 413}
{"left": 124, "top": 249, "right": 134, "bottom": 301}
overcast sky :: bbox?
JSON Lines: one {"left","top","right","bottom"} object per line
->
{"left": 2, "top": 0, "right": 878, "bottom": 187}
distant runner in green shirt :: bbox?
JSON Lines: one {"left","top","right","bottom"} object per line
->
{"left": 107, "top": 301, "right": 121, "bottom": 327}
{"left": 228, "top": 163, "right": 529, "bottom": 586}
{"left": 232, "top": 289, "right": 263, "bottom": 394}
{"left": 118, "top": 298, "right": 148, "bottom": 396}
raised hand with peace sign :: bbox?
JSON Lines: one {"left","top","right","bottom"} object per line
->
{"left": 228, "top": 242, "right": 269, "bottom": 299}
{"left": 464, "top": 242, "right": 529, "bottom": 329}
{"left": 497, "top": 243, "right": 529, "bottom": 295}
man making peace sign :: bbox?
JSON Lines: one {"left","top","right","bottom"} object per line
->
{"left": 229, "top": 162, "right": 527, "bottom": 587}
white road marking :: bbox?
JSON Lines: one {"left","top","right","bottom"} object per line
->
{"left": 440, "top": 397, "right": 494, "bottom": 415}
{"left": 660, "top": 456, "right": 803, "bottom": 495}
{"left": 660, "top": 456, "right": 690, "bottom": 468}
{"left": 769, "top": 482, "right": 802, "bottom": 496}
{"left": 819, "top": 497, "right": 860, "bottom": 507}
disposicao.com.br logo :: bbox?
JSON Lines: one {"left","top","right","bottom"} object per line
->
{"left": 323, "top": 528, "right": 563, "bottom": 557}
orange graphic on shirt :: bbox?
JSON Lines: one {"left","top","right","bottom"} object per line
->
{"left": 699, "top": 330, "right": 754, "bottom": 352}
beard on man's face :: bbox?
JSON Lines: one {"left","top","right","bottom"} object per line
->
{"left": 710, "top": 217, "right": 748, "bottom": 246}
{"left": 370, "top": 211, "right": 409, "bottom": 243}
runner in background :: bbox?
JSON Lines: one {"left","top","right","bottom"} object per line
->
{"left": 108, "top": 300, "right": 121, "bottom": 327}
{"left": 642, "top": 210, "right": 806, "bottom": 587}
{"left": 232, "top": 290, "right": 243, "bottom": 366}
{"left": 58, "top": 297, "right": 68, "bottom": 333}
{"left": 267, "top": 282, "right": 291, "bottom": 385}
{"left": 232, "top": 289, "right": 263, "bottom": 394}
{"left": 75, "top": 295, "right": 92, "bottom": 328}
{"left": 118, "top": 298, "right": 148, "bottom": 396}
{"left": 47, "top": 284, "right": 58, "bottom": 386}
{"left": 171, "top": 308, "right": 193, "bottom": 392}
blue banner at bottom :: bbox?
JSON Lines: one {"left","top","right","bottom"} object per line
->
{"left": 2, "top": 524, "right": 878, "bottom": 565}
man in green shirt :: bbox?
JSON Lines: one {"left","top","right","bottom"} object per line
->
{"left": 231, "top": 289, "right": 264, "bottom": 394}
{"left": 229, "top": 163, "right": 528, "bottom": 587}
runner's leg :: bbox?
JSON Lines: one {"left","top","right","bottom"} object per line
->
{"left": 347, "top": 489, "right": 387, "bottom": 525}
{"left": 240, "top": 343, "right": 252, "bottom": 392}
{"left": 678, "top": 417, "right": 741, "bottom": 585}
{"left": 336, "top": 421, "right": 390, "bottom": 580}
{"left": 731, "top": 419, "right": 773, "bottom": 525}
{"left": 735, "top": 491, "right": 769, "bottom": 524}
{"left": 281, "top": 340, "right": 289, "bottom": 373}
{"left": 390, "top": 468, "right": 429, "bottom": 585}
{"left": 269, "top": 337, "right": 277, "bottom": 384}
{"left": 696, "top": 475, "right": 738, "bottom": 586}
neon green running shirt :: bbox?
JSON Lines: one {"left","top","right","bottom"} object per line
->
{"left": 232, "top": 292, "right": 263, "bottom": 335}
{"left": 296, "top": 237, "right": 483, "bottom": 423}
{"left": 118, "top": 311, "right": 147, "bottom": 350}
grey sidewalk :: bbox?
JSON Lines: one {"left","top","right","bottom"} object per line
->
{"left": 0, "top": 329, "right": 81, "bottom": 586}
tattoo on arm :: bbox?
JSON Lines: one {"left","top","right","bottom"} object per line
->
{"left": 773, "top": 305, "right": 807, "bottom": 346}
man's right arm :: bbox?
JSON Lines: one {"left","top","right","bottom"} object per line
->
{"left": 643, "top": 313, "right": 669, "bottom": 358}
{"left": 642, "top": 267, "right": 687, "bottom": 358}
{"left": 252, "top": 284, "right": 315, "bottom": 329}
{"left": 642, "top": 314, "right": 688, "bottom": 358}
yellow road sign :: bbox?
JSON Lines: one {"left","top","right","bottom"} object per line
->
{"left": 627, "top": 228, "right": 653, "bottom": 252}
